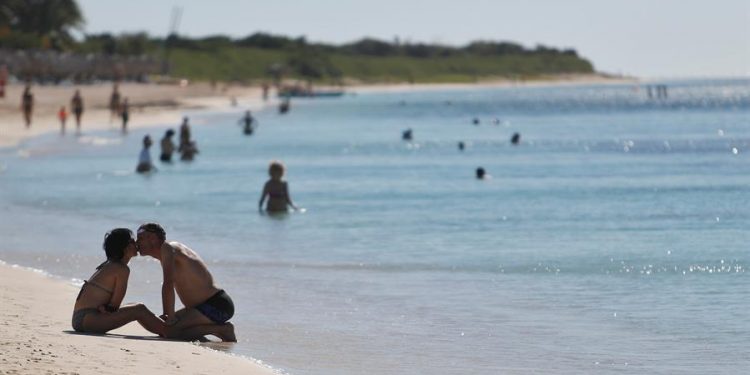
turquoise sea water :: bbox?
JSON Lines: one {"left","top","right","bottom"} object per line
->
{"left": 1, "top": 79, "right": 749, "bottom": 374}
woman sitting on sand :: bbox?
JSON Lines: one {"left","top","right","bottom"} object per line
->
{"left": 72, "top": 228, "right": 165, "bottom": 336}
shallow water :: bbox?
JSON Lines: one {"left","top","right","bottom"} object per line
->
{"left": 1, "top": 78, "right": 749, "bottom": 374}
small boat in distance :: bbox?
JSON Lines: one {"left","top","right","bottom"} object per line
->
{"left": 278, "top": 84, "right": 345, "bottom": 98}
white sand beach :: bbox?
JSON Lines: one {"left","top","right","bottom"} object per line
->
{"left": 0, "top": 262, "right": 278, "bottom": 375}
{"left": 0, "top": 82, "right": 269, "bottom": 149}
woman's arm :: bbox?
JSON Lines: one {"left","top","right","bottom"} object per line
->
{"left": 109, "top": 266, "right": 130, "bottom": 310}
{"left": 284, "top": 182, "right": 299, "bottom": 210}
{"left": 258, "top": 183, "right": 268, "bottom": 211}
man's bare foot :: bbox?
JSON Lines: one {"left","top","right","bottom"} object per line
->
{"left": 217, "top": 323, "right": 237, "bottom": 342}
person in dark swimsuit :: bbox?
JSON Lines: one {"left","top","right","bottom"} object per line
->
{"left": 259, "top": 160, "right": 300, "bottom": 213}
{"left": 21, "top": 85, "right": 33, "bottom": 128}
{"left": 136, "top": 223, "right": 237, "bottom": 342}
{"left": 72, "top": 228, "right": 165, "bottom": 336}
{"left": 70, "top": 89, "right": 84, "bottom": 133}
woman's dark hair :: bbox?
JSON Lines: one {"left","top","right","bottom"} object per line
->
{"left": 103, "top": 228, "right": 133, "bottom": 261}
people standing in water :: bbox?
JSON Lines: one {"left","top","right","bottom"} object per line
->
{"left": 178, "top": 117, "right": 198, "bottom": 161}
{"left": 259, "top": 160, "right": 300, "bottom": 213}
{"left": 109, "top": 84, "right": 121, "bottom": 123}
{"left": 72, "top": 228, "right": 165, "bottom": 336}
{"left": 510, "top": 132, "right": 521, "bottom": 145}
{"left": 58, "top": 106, "right": 67, "bottom": 135}
{"left": 136, "top": 135, "right": 155, "bottom": 173}
{"left": 179, "top": 117, "right": 191, "bottom": 147}
{"left": 179, "top": 140, "right": 199, "bottom": 161}
{"left": 120, "top": 98, "right": 130, "bottom": 133}
{"left": 71, "top": 89, "right": 84, "bottom": 134}
{"left": 21, "top": 84, "right": 33, "bottom": 128}
{"left": 239, "top": 110, "right": 256, "bottom": 135}
{"left": 159, "top": 129, "right": 176, "bottom": 162}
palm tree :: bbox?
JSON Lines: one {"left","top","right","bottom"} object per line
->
{"left": 0, "top": 0, "right": 84, "bottom": 49}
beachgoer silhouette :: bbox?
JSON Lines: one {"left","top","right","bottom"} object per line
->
{"left": 262, "top": 82, "right": 270, "bottom": 101}
{"left": 458, "top": 141, "right": 465, "bottom": 151}
{"left": 109, "top": 84, "right": 121, "bottom": 123}
{"left": 120, "top": 98, "right": 130, "bottom": 133}
{"left": 259, "top": 160, "right": 300, "bottom": 213}
{"left": 160, "top": 129, "right": 176, "bottom": 162}
{"left": 58, "top": 106, "right": 67, "bottom": 135}
{"left": 402, "top": 129, "right": 413, "bottom": 141}
{"left": 21, "top": 85, "right": 33, "bottom": 128}
{"left": 511, "top": 133, "right": 521, "bottom": 145}
{"left": 136, "top": 223, "right": 237, "bottom": 341}
{"left": 472, "top": 117, "right": 480, "bottom": 125}
{"left": 136, "top": 135, "right": 156, "bottom": 173}
{"left": 476, "top": 167, "right": 486, "bottom": 180}
{"left": 239, "top": 110, "right": 257, "bottom": 135}
{"left": 72, "top": 228, "right": 165, "bottom": 336}
{"left": 279, "top": 97, "right": 290, "bottom": 114}
{"left": 71, "top": 89, "right": 84, "bottom": 133}
{"left": 179, "top": 117, "right": 191, "bottom": 148}
{"left": 179, "top": 140, "right": 199, "bottom": 161}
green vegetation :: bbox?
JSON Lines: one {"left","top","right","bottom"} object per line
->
{"left": 0, "top": 0, "right": 83, "bottom": 50}
{"left": 163, "top": 34, "right": 594, "bottom": 84}
{"left": 0, "top": 0, "right": 595, "bottom": 83}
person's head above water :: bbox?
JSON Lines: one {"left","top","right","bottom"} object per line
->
{"left": 135, "top": 222, "right": 166, "bottom": 257}
{"left": 269, "top": 160, "right": 285, "bottom": 180}
{"left": 103, "top": 228, "right": 136, "bottom": 263}
{"left": 476, "top": 167, "right": 486, "bottom": 179}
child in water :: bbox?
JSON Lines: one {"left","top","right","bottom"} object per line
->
{"left": 258, "top": 161, "right": 300, "bottom": 213}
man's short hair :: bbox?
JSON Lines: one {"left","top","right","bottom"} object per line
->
{"left": 103, "top": 228, "right": 133, "bottom": 261}
{"left": 138, "top": 222, "right": 166, "bottom": 242}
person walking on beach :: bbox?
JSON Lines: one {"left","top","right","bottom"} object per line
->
{"left": 109, "top": 84, "right": 121, "bottom": 123}
{"left": 21, "top": 84, "right": 33, "bottom": 128}
{"left": 71, "top": 89, "right": 84, "bottom": 133}
{"left": 135, "top": 223, "right": 237, "bottom": 342}
{"left": 72, "top": 228, "right": 165, "bottom": 336}
{"left": 58, "top": 106, "right": 67, "bottom": 135}
{"left": 259, "top": 160, "right": 301, "bottom": 213}
{"left": 136, "top": 135, "right": 156, "bottom": 173}
{"left": 160, "top": 129, "right": 176, "bottom": 162}
{"left": 120, "top": 98, "right": 130, "bottom": 133}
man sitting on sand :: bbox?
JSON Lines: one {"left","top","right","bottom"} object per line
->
{"left": 136, "top": 222, "right": 236, "bottom": 342}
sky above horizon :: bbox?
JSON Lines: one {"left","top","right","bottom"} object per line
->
{"left": 77, "top": 0, "right": 749, "bottom": 79}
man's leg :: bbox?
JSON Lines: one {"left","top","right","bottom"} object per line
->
{"left": 166, "top": 308, "right": 236, "bottom": 342}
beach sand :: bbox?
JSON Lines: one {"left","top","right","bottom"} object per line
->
{"left": 0, "top": 262, "right": 278, "bottom": 375}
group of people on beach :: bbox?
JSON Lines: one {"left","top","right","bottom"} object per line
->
{"left": 136, "top": 117, "right": 199, "bottom": 173}
{"left": 72, "top": 223, "right": 236, "bottom": 342}
{"left": 20, "top": 83, "right": 131, "bottom": 134}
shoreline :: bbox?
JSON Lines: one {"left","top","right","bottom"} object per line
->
{"left": 0, "top": 261, "right": 278, "bottom": 375}
{"left": 0, "top": 82, "right": 272, "bottom": 150}
{"left": 0, "top": 74, "right": 636, "bottom": 151}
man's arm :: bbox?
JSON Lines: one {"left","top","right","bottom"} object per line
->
{"left": 160, "top": 243, "right": 176, "bottom": 320}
